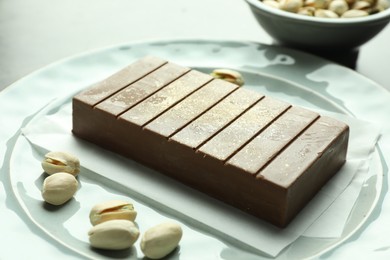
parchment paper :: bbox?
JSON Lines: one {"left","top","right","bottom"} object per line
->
{"left": 22, "top": 102, "right": 380, "bottom": 257}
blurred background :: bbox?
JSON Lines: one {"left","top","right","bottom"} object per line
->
{"left": 1, "top": 0, "right": 390, "bottom": 91}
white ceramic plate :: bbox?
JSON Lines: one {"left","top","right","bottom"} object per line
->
{"left": 1, "top": 40, "right": 389, "bottom": 259}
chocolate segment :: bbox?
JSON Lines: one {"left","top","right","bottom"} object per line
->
{"left": 198, "top": 97, "right": 291, "bottom": 161}
{"left": 72, "top": 56, "right": 349, "bottom": 227}
{"left": 144, "top": 79, "right": 237, "bottom": 137}
{"left": 120, "top": 70, "right": 214, "bottom": 126}
{"left": 170, "top": 88, "right": 264, "bottom": 148}
{"left": 95, "top": 62, "right": 190, "bottom": 116}
{"left": 76, "top": 56, "right": 167, "bottom": 106}
{"left": 227, "top": 106, "right": 319, "bottom": 174}
{"left": 259, "top": 116, "right": 349, "bottom": 223}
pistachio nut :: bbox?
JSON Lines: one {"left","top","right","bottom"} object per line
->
{"left": 42, "top": 172, "right": 78, "bottom": 205}
{"left": 373, "top": 0, "right": 390, "bottom": 12}
{"left": 210, "top": 69, "right": 245, "bottom": 86}
{"left": 304, "top": 0, "right": 330, "bottom": 9}
{"left": 341, "top": 9, "right": 369, "bottom": 17}
{"left": 263, "top": 0, "right": 281, "bottom": 8}
{"left": 280, "top": 0, "right": 304, "bottom": 13}
{"left": 344, "top": 0, "right": 355, "bottom": 5}
{"left": 262, "top": 0, "right": 388, "bottom": 17}
{"left": 89, "top": 200, "right": 137, "bottom": 226}
{"left": 361, "top": 0, "right": 376, "bottom": 5}
{"left": 88, "top": 220, "right": 140, "bottom": 250}
{"left": 140, "top": 222, "right": 183, "bottom": 259}
{"left": 352, "top": 0, "right": 372, "bottom": 10}
{"left": 298, "top": 6, "right": 316, "bottom": 15}
{"left": 377, "top": 0, "right": 390, "bottom": 10}
{"left": 315, "top": 8, "right": 339, "bottom": 17}
{"left": 41, "top": 151, "right": 80, "bottom": 176}
{"left": 328, "top": 0, "right": 349, "bottom": 15}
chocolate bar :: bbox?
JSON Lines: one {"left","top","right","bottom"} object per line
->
{"left": 72, "top": 56, "right": 349, "bottom": 227}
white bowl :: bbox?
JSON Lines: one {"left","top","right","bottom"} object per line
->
{"left": 245, "top": 0, "right": 390, "bottom": 50}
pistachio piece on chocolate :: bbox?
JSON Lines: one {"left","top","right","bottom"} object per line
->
{"left": 140, "top": 222, "right": 183, "bottom": 259}
{"left": 42, "top": 172, "right": 78, "bottom": 205}
{"left": 210, "top": 69, "right": 245, "bottom": 86}
{"left": 41, "top": 151, "right": 80, "bottom": 176}
{"left": 89, "top": 200, "right": 137, "bottom": 226}
{"left": 88, "top": 220, "right": 140, "bottom": 250}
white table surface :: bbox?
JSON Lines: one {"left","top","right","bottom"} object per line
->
{"left": 1, "top": 0, "right": 390, "bottom": 91}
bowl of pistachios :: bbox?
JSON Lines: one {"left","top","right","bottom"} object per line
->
{"left": 245, "top": 0, "right": 390, "bottom": 50}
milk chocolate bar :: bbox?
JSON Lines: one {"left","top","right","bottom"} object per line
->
{"left": 72, "top": 56, "right": 349, "bottom": 227}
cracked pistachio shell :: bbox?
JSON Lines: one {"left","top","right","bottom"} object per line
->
{"left": 88, "top": 220, "right": 140, "bottom": 250}
{"left": 41, "top": 151, "right": 80, "bottom": 176}
{"left": 89, "top": 200, "right": 137, "bottom": 226}
{"left": 141, "top": 222, "right": 183, "bottom": 259}
{"left": 42, "top": 172, "right": 78, "bottom": 205}
{"left": 210, "top": 69, "right": 245, "bottom": 86}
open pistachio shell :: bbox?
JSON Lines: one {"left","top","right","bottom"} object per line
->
{"left": 41, "top": 151, "right": 80, "bottom": 176}
{"left": 210, "top": 69, "right": 245, "bottom": 86}
{"left": 89, "top": 200, "right": 137, "bottom": 226}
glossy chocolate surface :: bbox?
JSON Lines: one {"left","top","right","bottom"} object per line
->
{"left": 73, "top": 56, "right": 349, "bottom": 227}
